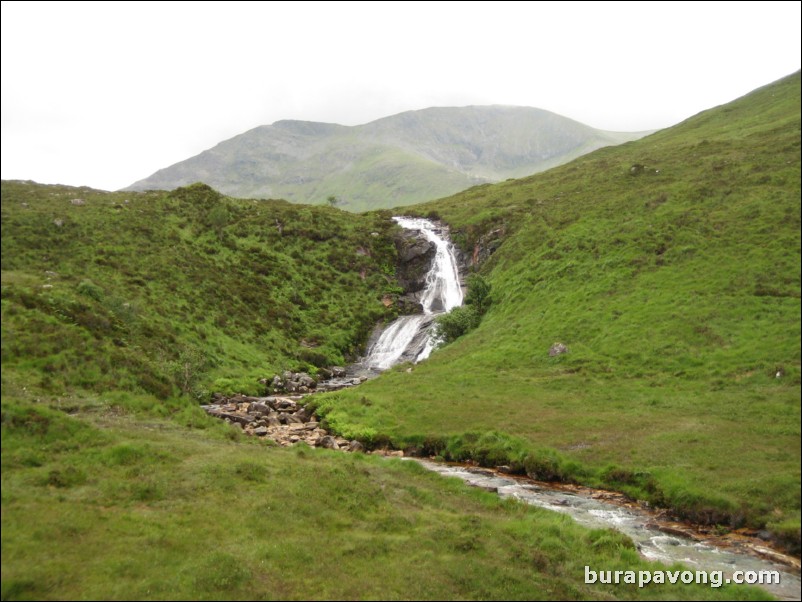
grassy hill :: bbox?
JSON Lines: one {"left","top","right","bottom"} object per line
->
{"left": 1, "top": 182, "right": 769, "bottom": 600}
{"left": 314, "top": 72, "right": 802, "bottom": 550}
{"left": 1, "top": 181, "right": 400, "bottom": 397}
{"left": 125, "top": 106, "right": 646, "bottom": 211}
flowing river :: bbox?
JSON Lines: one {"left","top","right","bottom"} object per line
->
{"left": 354, "top": 217, "right": 800, "bottom": 600}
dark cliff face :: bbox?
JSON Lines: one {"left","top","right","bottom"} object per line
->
{"left": 394, "top": 229, "right": 436, "bottom": 313}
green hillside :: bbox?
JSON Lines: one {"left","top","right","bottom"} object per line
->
{"left": 1, "top": 181, "right": 400, "bottom": 397}
{"left": 2, "top": 182, "right": 769, "bottom": 601}
{"left": 315, "top": 73, "right": 802, "bottom": 549}
{"left": 126, "top": 106, "right": 646, "bottom": 211}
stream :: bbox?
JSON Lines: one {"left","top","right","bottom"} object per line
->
{"left": 412, "top": 460, "right": 800, "bottom": 600}
{"left": 356, "top": 217, "right": 800, "bottom": 600}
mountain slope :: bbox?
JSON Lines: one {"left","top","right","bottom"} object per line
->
{"left": 0, "top": 181, "right": 401, "bottom": 397}
{"left": 315, "top": 72, "right": 802, "bottom": 548}
{"left": 126, "top": 106, "right": 646, "bottom": 211}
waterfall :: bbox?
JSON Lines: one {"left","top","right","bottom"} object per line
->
{"left": 363, "top": 217, "right": 463, "bottom": 371}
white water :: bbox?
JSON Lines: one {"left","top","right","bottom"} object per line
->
{"left": 364, "top": 217, "right": 463, "bottom": 371}
{"left": 414, "top": 461, "right": 801, "bottom": 601}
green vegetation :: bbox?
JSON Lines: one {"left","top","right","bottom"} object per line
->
{"left": 1, "top": 181, "right": 400, "bottom": 398}
{"left": 434, "top": 274, "right": 492, "bottom": 344}
{"left": 1, "top": 388, "right": 770, "bottom": 600}
{"left": 314, "top": 73, "right": 802, "bottom": 549}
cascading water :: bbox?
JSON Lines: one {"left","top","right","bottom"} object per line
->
{"left": 362, "top": 217, "right": 463, "bottom": 371}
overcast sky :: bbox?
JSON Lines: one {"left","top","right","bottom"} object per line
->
{"left": 2, "top": 1, "right": 800, "bottom": 191}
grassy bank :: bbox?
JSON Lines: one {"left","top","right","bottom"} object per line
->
{"left": 1, "top": 387, "right": 772, "bottom": 600}
{"left": 311, "top": 73, "right": 801, "bottom": 548}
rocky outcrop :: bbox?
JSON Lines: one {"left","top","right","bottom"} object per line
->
{"left": 469, "top": 228, "right": 504, "bottom": 267}
{"left": 202, "top": 394, "right": 362, "bottom": 451}
{"left": 393, "top": 229, "right": 435, "bottom": 312}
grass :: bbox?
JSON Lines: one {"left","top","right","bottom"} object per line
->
{"left": 312, "top": 72, "right": 802, "bottom": 549}
{"left": 1, "top": 181, "right": 402, "bottom": 399}
{"left": 1, "top": 389, "right": 772, "bottom": 600}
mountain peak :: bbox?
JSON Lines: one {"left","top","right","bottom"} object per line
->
{"left": 126, "top": 106, "right": 647, "bottom": 210}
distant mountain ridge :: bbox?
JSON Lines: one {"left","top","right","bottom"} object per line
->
{"left": 125, "top": 106, "right": 648, "bottom": 210}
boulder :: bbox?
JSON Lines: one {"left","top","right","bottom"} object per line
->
{"left": 318, "top": 436, "right": 340, "bottom": 450}
{"left": 347, "top": 440, "right": 364, "bottom": 453}
{"left": 253, "top": 426, "right": 269, "bottom": 436}
{"left": 297, "top": 373, "right": 316, "bottom": 388}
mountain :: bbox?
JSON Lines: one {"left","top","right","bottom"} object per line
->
{"left": 125, "top": 106, "right": 647, "bottom": 211}
{"left": 315, "top": 72, "right": 802, "bottom": 551}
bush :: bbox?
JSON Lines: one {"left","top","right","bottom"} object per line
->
{"left": 464, "top": 274, "right": 491, "bottom": 314}
{"left": 434, "top": 305, "right": 480, "bottom": 344}
{"left": 77, "top": 280, "right": 104, "bottom": 302}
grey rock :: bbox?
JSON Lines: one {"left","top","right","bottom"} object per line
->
{"left": 318, "top": 436, "right": 340, "bottom": 450}
{"left": 347, "top": 440, "right": 364, "bottom": 453}
{"left": 548, "top": 342, "right": 569, "bottom": 356}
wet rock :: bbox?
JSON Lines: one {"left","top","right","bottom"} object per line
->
{"left": 297, "top": 374, "right": 316, "bottom": 388}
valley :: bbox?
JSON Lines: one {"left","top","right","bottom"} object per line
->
{"left": 2, "top": 71, "right": 799, "bottom": 600}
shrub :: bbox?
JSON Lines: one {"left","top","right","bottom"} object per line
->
{"left": 434, "top": 305, "right": 480, "bottom": 344}
{"left": 77, "top": 279, "right": 104, "bottom": 302}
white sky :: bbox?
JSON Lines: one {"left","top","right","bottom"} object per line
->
{"left": 2, "top": 1, "right": 800, "bottom": 192}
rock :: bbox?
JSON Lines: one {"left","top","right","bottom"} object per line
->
{"left": 319, "top": 436, "right": 340, "bottom": 450}
{"left": 53, "top": 218, "right": 64, "bottom": 227}
{"left": 253, "top": 426, "right": 269, "bottom": 436}
{"left": 250, "top": 403, "right": 270, "bottom": 416}
{"left": 267, "top": 415, "right": 282, "bottom": 427}
{"left": 396, "top": 230, "right": 436, "bottom": 293}
{"left": 70, "top": 198, "right": 86, "bottom": 206}
{"left": 285, "top": 415, "right": 303, "bottom": 425}
{"left": 271, "top": 375, "right": 283, "bottom": 389}
{"left": 347, "top": 440, "right": 364, "bottom": 453}
{"left": 275, "top": 398, "right": 297, "bottom": 411}
{"left": 330, "top": 366, "right": 346, "bottom": 378}
{"left": 297, "top": 374, "right": 316, "bottom": 388}
{"left": 548, "top": 342, "right": 569, "bottom": 356}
